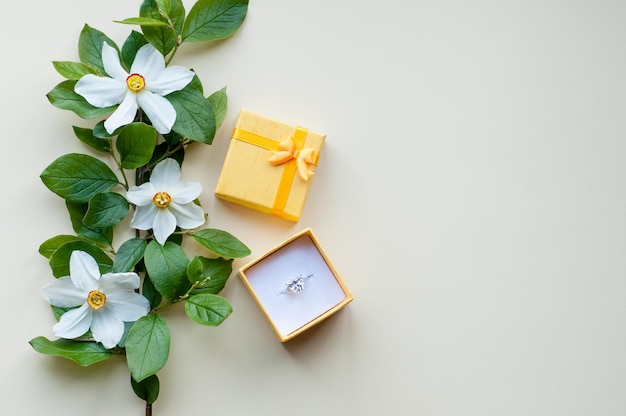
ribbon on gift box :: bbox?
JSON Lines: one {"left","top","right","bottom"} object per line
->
{"left": 231, "top": 126, "right": 319, "bottom": 218}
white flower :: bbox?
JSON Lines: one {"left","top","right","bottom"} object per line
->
{"left": 75, "top": 42, "right": 194, "bottom": 134}
{"left": 42, "top": 251, "right": 150, "bottom": 349}
{"left": 127, "top": 158, "right": 205, "bottom": 244}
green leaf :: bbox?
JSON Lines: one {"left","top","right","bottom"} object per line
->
{"left": 93, "top": 121, "right": 114, "bottom": 139}
{"left": 140, "top": 0, "right": 185, "bottom": 56}
{"left": 188, "top": 256, "right": 233, "bottom": 294}
{"left": 126, "top": 313, "right": 171, "bottom": 382}
{"left": 150, "top": 142, "right": 186, "bottom": 170}
{"left": 162, "top": 129, "right": 184, "bottom": 147}
{"left": 186, "top": 73, "right": 204, "bottom": 93}
{"left": 118, "top": 322, "right": 134, "bottom": 348}
{"left": 144, "top": 241, "right": 190, "bottom": 302}
{"left": 113, "top": 238, "right": 148, "bottom": 272}
{"left": 186, "top": 256, "right": 204, "bottom": 283}
{"left": 168, "top": 85, "right": 216, "bottom": 144}
{"left": 184, "top": 294, "right": 232, "bottom": 326}
{"left": 41, "top": 153, "right": 120, "bottom": 203}
{"left": 51, "top": 305, "right": 74, "bottom": 321}
{"left": 39, "top": 235, "right": 84, "bottom": 259}
{"left": 142, "top": 272, "right": 163, "bottom": 309}
{"left": 78, "top": 24, "right": 118, "bottom": 74}
{"left": 131, "top": 374, "right": 160, "bottom": 404}
{"left": 83, "top": 192, "right": 130, "bottom": 228}
{"left": 116, "top": 123, "right": 157, "bottom": 169}
{"left": 208, "top": 87, "right": 227, "bottom": 129}
{"left": 157, "top": 0, "right": 172, "bottom": 14}
{"left": 29, "top": 337, "right": 112, "bottom": 366}
{"left": 72, "top": 126, "right": 111, "bottom": 153}
{"left": 52, "top": 61, "right": 98, "bottom": 80}
{"left": 66, "top": 201, "right": 113, "bottom": 245}
{"left": 182, "top": 0, "right": 248, "bottom": 43}
{"left": 115, "top": 17, "right": 169, "bottom": 27}
{"left": 121, "top": 31, "right": 148, "bottom": 69}
{"left": 47, "top": 80, "right": 116, "bottom": 119}
{"left": 192, "top": 228, "right": 250, "bottom": 258}
{"left": 49, "top": 241, "right": 113, "bottom": 278}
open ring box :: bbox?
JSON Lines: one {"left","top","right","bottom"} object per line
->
{"left": 239, "top": 228, "right": 353, "bottom": 342}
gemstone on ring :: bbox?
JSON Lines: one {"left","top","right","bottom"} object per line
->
{"left": 285, "top": 275, "right": 306, "bottom": 294}
{"left": 281, "top": 273, "right": 314, "bottom": 295}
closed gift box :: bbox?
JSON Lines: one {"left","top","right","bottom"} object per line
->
{"left": 239, "top": 228, "right": 353, "bottom": 342}
{"left": 215, "top": 109, "right": 326, "bottom": 221}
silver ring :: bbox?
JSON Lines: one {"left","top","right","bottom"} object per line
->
{"left": 281, "top": 273, "right": 313, "bottom": 295}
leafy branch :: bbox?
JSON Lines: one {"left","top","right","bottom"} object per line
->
{"left": 31, "top": 1, "right": 249, "bottom": 415}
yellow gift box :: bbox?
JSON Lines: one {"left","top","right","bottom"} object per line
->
{"left": 239, "top": 228, "right": 353, "bottom": 342}
{"left": 215, "top": 109, "right": 326, "bottom": 221}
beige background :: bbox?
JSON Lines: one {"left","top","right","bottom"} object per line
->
{"left": 3, "top": 0, "right": 626, "bottom": 415}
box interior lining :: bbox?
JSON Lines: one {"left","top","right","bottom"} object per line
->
{"left": 243, "top": 233, "right": 347, "bottom": 337}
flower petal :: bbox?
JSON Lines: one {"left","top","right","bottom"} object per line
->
{"left": 149, "top": 158, "right": 181, "bottom": 189}
{"left": 99, "top": 272, "right": 141, "bottom": 292}
{"left": 170, "top": 181, "right": 202, "bottom": 204}
{"left": 168, "top": 201, "right": 205, "bottom": 230}
{"left": 106, "top": 291, "right": 150, "bottom": 322}
{"left": 43, "top": 276, "right": 87, "bottom": 308}
{"left": 75, "top": 74, "right": 126, "bottom": 108}
{"left": 53, "top": 303, "right": 93, "bottom": 340}
{"left": 131, "top": 43, "right": 165, "bottom": 82}
{"left": 104, "top": 91, "right": 139, "bottom": 134}
{"left": 148, "top": 65, "right": 194, "bottom": 96}
{"left": 130, "top": 203, "right": 158, "bottom": 231}
{"left": 136, "top": 91, "right": 176, "bottom": 134}
{"left": 90, "top": 308, "right": 125, "bottom": 349}
{"left": 69, "top": 251, "right": 100, "bottom": 292}
{"left": 101, "top": 42, "right": 128, "bottom": 81}
{"left": 152, "top": 208, "right": 177, "bottom": 244}
{"left": 127, "top": 182, "right": 157, "bottom": 206}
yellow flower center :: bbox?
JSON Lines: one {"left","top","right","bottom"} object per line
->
{"left": 126, "top": 73, "right": 146, "bottom": 92}
{"left": 153, "top": 192, "right": 172, "bottom": 208}
{"left": 87, "top": 290, "right": 106, "bottom": 310}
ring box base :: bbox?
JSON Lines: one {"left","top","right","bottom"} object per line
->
{"left": 238, "top": 228, "right": 353, "bottom": 342}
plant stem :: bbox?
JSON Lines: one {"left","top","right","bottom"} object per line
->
{"left": 146, "top": 402, "right": 152, "bottom": 416}
{"left": 109, "top": 148, "right": 130, "bottom": 191}
{"left": 146, "top": 139, "right": 191, "bottom": 170}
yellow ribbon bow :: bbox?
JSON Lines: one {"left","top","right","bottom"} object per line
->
{"left": 268, "top": 136, "right": 317, "bottom": 181}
